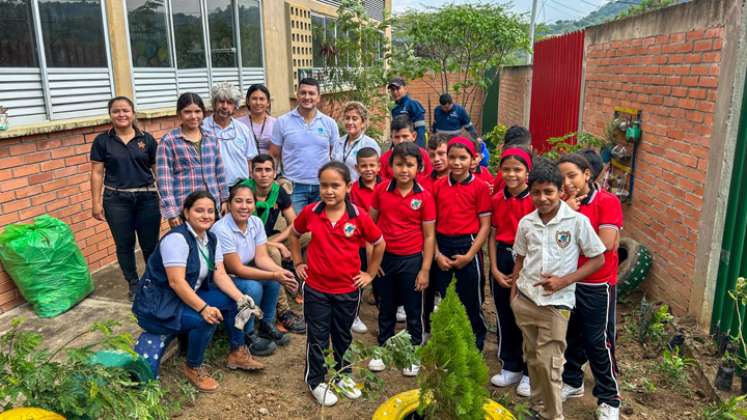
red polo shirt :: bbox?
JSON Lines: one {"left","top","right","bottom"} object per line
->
{"left": 420, "top": 171, "right": 446, "bottom": 193}
{"left": 491, "top": 187, "right": 534, "bottom": 245}
{"left": 432, "top": 174, "right": 492, "bottom": 236}
{"left": 371, "top": 180, "right": 436, "bottom": 256}
{"left": 293, "top": 202, "right": 383, "bottom": 294}
{"left": 577, "top": 187, "right": 623, "bottom": 285}
{"left": 350, "top": 177, "right": 381, "bottom": 212}
{"left": 380, "top": 146, "right": 433, "bottom": 183}
{"left": 492, "top": 172, "right": 505, "bottom": 195}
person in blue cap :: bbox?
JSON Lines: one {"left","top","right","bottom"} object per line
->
{"left": 388, "top": 77, "right": 426, "bottom": 148}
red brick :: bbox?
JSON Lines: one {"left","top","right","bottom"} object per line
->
{"left": 17, "top": 205, "right": 45, "bottom": 222}
{"left": 9, "top": 142, "right": 37, "bottom": 156}
{"left": 2, "top": 198, "right": 31, "bottom": 214}
{"left": 64, "top": 154, "right": 88, "bottom": 167}
{"left": 699, "top": 76, "right": 718, "bottom": 88}
{"left": 31, "top": 192, "right": 57, "bottom": 206}
{"left": 11, "top": 164, "right": 40, "bottom": 177}
{"left": 28, "top": 172, "right": 54, "bottom": 185}
{"left": 14, "top": 185, "right": 43, "bottom": 199}
{"left": 40, "top": 159, "right": 66, "bottom": 172}
{"left": 50, "top": 147, "right": 77, "bottom": 159}
{"left": 686, "top": 30, "right": 705, "bottom": 41}
{"left": 693, "top": 39, "right": 713, "bottom": 52}
{"left": 0, "top": 177, "right": 29, "bottom": 192}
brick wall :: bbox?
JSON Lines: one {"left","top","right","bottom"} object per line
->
{"left": 582, "top": 27, "right": 724, "bottom": 314}
{"left": 406, "top": 73, "right": 485, "bottom": 135}
{"left": 498, "top": 65, "right": 532, "bottom": 128}
{"left": 0, "top": 115, "right": 182, "bottom": 311}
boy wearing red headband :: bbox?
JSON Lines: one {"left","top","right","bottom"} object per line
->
{"left": 488, "top": 147, "right": 534, "bottom": 396}
{"left": 427, "top": 136, "right": 492, "bottom": 350}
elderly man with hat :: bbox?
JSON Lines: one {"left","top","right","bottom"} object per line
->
{"left": 388, "top": 77, "right": 426, "bottom": 147}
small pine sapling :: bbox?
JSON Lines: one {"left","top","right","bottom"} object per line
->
{"left": 417, "top": 280, "right": 489, "bottom": 420}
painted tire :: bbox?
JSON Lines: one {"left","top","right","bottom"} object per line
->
{"left": 372, "top": 389, "right": 515, "bottom": 420}
{"left": 617, "top": 237, "right": 653, "bottom": 298}
{"left": 0, "top": 408, "right": 65, "bottom": 420}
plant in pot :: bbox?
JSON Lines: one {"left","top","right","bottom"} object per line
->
{"left": 373, "top": 281, "right": 514, "bottom": 420}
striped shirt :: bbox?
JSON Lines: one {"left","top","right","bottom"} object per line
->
{"left": 156, "top": 127, "right": 228, "bottom": 219}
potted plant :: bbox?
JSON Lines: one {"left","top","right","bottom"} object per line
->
{"left": 373, "top": 281, "right": 514, "bottom": 420}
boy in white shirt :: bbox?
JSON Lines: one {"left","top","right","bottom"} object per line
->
{"left": 510, "top": 161, "right": 606, "bottom": 420}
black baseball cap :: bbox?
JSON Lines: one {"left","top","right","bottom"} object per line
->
{"left": 387, "top": 77, "right": 406, "bottom": 89}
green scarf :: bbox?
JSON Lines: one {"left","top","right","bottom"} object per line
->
{"left": 241, "top": 179, "right": 279, "bottom": 225}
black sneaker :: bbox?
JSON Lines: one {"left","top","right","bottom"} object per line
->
{"left": 247, "top": 333, "right": 277, "bottom": 356}
{"left": 259, "top": 321, "right": 291, "bottom": 346}
{"left": 127, "top": 279, "right": 138, "bottom": 302}
{"left": 278, "top": 310, "right": 306, "bottom": 334}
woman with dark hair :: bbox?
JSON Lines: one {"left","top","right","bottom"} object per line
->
{"left": 156, "top": 93, "right": 228, "bottom": 228}
{"left": 90, "top": 96, "right": 161, "bottom": 300}
{"left": 133, "top": 191, "right": 264, "bottom": 393}
{"left": 238, "top": 84, "right": 276, "bottom": 155}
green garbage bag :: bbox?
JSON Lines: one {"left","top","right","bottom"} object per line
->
{"left": 0, "top": 215, "right": 94, "bottom": 317}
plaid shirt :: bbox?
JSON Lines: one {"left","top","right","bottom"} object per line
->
{"left": 156, "top": 127, "right": 228, "bottom": 219}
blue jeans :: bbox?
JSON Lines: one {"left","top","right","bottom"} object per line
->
{"left": 234, "top": 278, "right": 280, "bottom": 333}
{"left": 137, "top": 288, "right": 244, "bottom": 367}
{"left": 290, "top": 182, "right": 320, "bottom": 213}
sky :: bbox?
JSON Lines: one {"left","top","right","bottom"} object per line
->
{"left": 392, "top": 0, "right": 605, "bottom": 24}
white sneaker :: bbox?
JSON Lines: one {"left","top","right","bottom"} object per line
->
{"left": 368, "top": 358, "right": 386, "bottom": 372}
{"left": 422, "top": 332, "right": 431, "bottom": 343}
{"left": 396, "top": 306, "right": 406, "bottom": 322}
{"left": 352, "top": 316, "right": 368, "bottom": 334}
{"left": 516, "top": 375, "right": 531, "bottom": 397}
{"left": 561, "top": 382, "right": 585, "bottom": 401}
{"left": 596, "top": 403, "right": 620, "bottom": 420}
{"left": 434, "top": 296, "right": 441, "bottom": 311}
{"left": 402, "top": 364, "right": 420, "bottom": 377}
{"left": 336, "top": 376, "right": 362, "bottom": 400}
{"left": 490, "top": 369, "right": 523, "bottom": 387}
{"left": 311, "top": 383, "right": 338, "bottom": 406}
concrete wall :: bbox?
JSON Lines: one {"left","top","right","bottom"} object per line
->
{"left": 581, "top": 0, "right": 743, "bottom": 317}
{"left": 498, "top": 65, "right": 532, "bottom": 128}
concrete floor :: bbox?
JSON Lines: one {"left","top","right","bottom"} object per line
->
{"left": 0, "top": 254, "right": 143, "bottom": 350}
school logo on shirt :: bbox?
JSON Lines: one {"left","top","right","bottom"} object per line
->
{"left": 343, "top": 222, "right": 357, "bottom": 237}
{"left": 317, "top": 127, "right": 326, "bottom": 136}
{"left": 556, "top": 231, "right": 572, "bottom": 249}
{"left": 410, "top": 199, "right": 422, "bottom": 210}
{"left": 137, "top": 140, "right": 146, "bottom": 150}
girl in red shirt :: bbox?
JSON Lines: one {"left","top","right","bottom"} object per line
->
{"left": 487, "top": 147, "right": 534, "bottom": 395}
{"left": 558, "top": 152, "right": 623, "bottom": 418}
{"left": 289, "top": 161, "right": 386, "bottom": 407}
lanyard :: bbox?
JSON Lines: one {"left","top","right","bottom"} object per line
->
{"left": 248, "top": 115, "right": 267, "bottom": 152}
{"left": 197, "top": 243, "right": 216, "bottom": 271}
{"left": 342, "top": 135, "right": 362, "bottom": 163}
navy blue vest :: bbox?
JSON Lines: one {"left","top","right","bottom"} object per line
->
{"left": 132, "top": 224, "right": 217, "bottom": 331}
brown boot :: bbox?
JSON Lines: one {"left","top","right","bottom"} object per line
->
{"left": 182, "top": 363, "right": 219, "bottom": 393}
{"left": 226, "top": 346, "right": 265, "bottom": 371}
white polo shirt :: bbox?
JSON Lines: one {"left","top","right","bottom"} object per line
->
{"left": 210, "top": 214, "right": 267, "bottom": 267}
{"left": 331, "top": 133, "right": 381, "bottom": 181}
{"left": 513, "top": 200, "right": 606, "bottom": 308}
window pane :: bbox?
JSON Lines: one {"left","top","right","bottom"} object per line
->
{"left": 127, "top": 0, "right": 170, "bottom": 67}
{"left": 0, "top": 0, "right": 37, "bottom": 67}
{"left": 39, "top": 0, "right": 107, "bottom": 67}
{"left": 172, "top": 0, "right": 206, "bottom": 69}
{"left": 238, "top": 0, "right": 261, "bottom": 68}
{"left": 311, "top": 14, "right": 324, "bottom": 68}
{"left": 208, "top": 0, "right": 236, "bottom": 67}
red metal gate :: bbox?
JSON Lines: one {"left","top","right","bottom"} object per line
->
{"left": 529, "top": 30, "right": 585, "bottom": 153}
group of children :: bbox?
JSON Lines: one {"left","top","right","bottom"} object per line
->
{"left": 290, "top": 115, "right": 623, "bottom": 420}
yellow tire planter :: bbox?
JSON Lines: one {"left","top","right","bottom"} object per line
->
{"left": 0, "top": 408, "right": 65, "bottom": 420}
{"left": 372, "top": 389, "right": 515, "bottom": 420}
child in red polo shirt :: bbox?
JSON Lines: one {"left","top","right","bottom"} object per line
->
{"left": 350, "top": 146, "right": 382, "bottom": 334}
{"left": 428, "top": 136, "right": 492, "bottom": 351}
{"left": 494, "top": 125, "right": 533, "bottom": 194}
{"left": 290, "top": 161, "right": 386, "bottom": 407}
{"left": 367, "top": 142, "right": 436, "bottom": 376}
{"left": 558, "top": 152, "right": 623, "bottom": 419}
{"left": 380, "top": 115, "right": 432, "bottom": 182}
{"left": 488, "top": 147, "right": 534, "bottom": 395}
{"left": 422, "top": 133, "right": 449, "bottom": 192}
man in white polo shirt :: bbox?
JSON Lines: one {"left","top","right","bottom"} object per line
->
{"left": 509, "top": 161, "right": 606, "bottom": 420}
{"left": 270, "top": 78, "right": 339, "bottom": 213}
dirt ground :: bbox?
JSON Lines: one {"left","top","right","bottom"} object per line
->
{"left": 154, "top": 289, "right": 722, "bottom": 420}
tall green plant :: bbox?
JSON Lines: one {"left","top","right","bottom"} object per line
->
{"left": 319, "top": 0, "right": 391, "bottom": 141}
{"left": 391, "top": 3, "right": 529, "bottom": 122}
{"left": 418, "top": 280, "right": 489, "bottom": 419}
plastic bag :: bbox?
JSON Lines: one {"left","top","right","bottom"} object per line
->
{"left": 0, "top": 215, "right": 94, "bottom": 317}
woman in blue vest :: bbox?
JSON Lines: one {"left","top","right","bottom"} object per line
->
{"left": 132, "top": 190, "right": 263, "bottom": 393}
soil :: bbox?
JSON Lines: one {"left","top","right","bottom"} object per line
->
{"left": 155, "top": 289, "right": 724, "bottom": 420}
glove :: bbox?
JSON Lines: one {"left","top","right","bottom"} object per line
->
{"left": 235, "top": 294, "right": 263, "bottom": 331}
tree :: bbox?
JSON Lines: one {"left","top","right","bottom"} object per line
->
{"left": 316, "top": 0, "right": 392, "bottom": 141}
{"left": 417, "top": 280, "right": 489, "bottom": 420}
{"left": 390, "top": 3, "right": 530, "bottom": 123}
